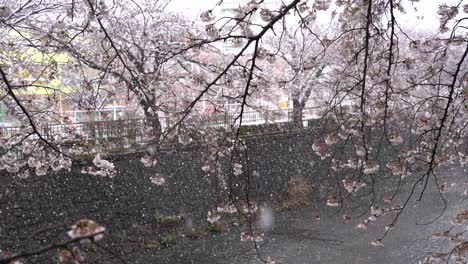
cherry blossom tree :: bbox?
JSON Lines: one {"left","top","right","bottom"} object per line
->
{"left": 1, "top": 0, "right": 467, "bottom": 263}
{"left": 191, "top": 0, "right": 467, "bottom": 261}
{"left": 260, "top": 28, "right": 328, "bottom": 127}
{"left": 5, "top": 0, "right": 194, "bottom": 137}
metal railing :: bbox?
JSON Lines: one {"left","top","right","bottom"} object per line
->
{"left": 0, "top": 108, "right": 321, "bottom": 149}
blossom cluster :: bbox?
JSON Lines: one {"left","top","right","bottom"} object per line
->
{"left": 81, "top": 154, "right": 116, "bottom": 177}
{"left": 58, "top": 247, "right": 85, "bottom": 264}
{"left": 240, "top": 231, "right": 264, "bottom": 242}
{"left": 67, "top": 219, "right": 105, "bottom": 242}
{"left": 150, "top": 174, "right": 165, "bottom": 186}
{"left": 140, "top": 154, "right": 157, "bottom": 167}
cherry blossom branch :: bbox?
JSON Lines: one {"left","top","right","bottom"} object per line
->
{"left": 0, "top": 66, "right": 70, "bottom": 158}
{"left": 418, "top": 40, "right": 468, "bottom": 201}
{"left": 160, "top": 0, "right": 301, "bottom": 143}
{"left": 379, "top": 40, "right": 468, "bottom": 241}
{"left": 0, "top": 232, "right": 106, "bottom": 264}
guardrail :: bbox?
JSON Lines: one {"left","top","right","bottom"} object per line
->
{"left": 0, "top": 108, "right": 321, "bottom": 150}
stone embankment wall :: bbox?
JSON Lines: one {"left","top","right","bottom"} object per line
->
{"left": 0, "top": 131, "right": 325, "bottom": 254}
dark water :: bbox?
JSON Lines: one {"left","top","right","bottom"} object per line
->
{"left": 133, "top": 166, "right": 467, "bottom": 264}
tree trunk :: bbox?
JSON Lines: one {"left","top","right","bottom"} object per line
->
{"left": 143, "top": 106, "right": 162, "bottom": 144}
{"left": 291, "top": 98, "right": 304, "bottom": 128}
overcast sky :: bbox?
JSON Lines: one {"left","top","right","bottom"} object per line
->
{"left": 166, "top": 0, "right": 461, "bottom": 33}
{"left": 166, "top": 0, "right": 218, "bottom": 19}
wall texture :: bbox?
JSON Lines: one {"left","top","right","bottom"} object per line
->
{"left": 0, "top": 130, "right": 328, "bottom": 259}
